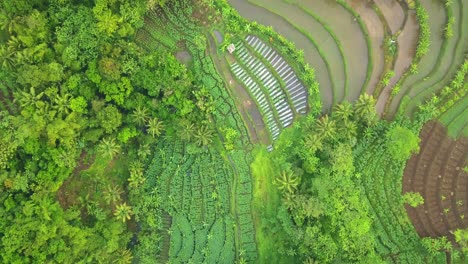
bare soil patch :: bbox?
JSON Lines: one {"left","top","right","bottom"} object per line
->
{"left": 403, "top": 121, "right": 467, "bottom": 242}
{"left": 56, "top": 151, "right": 94, "bottom": 209}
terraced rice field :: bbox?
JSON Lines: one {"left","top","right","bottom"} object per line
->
{"left": 375, "top": 0, "right": 419, "bottom": 114}
{"left": 388, "top": 0, "right": 468, "bottom": 116}
{"left": 229, "top": 0, "right": 381, "bottom": 112}
{"left": 403, "top": 121, "right": 467, "bottom": 240}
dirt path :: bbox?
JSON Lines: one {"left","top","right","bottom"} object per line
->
{"left": 403, "top": 121, "right": 467, "bottom": 242}
{"left": 376, "top": 10, "right": 418, "bottom": 115}
{"left": 346, "top": 0, "right": 385, "bottom": 97}
{"left": 207, "top": 34, "right": 270, "bottom": 146}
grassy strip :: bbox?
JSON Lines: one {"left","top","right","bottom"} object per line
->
{"left": 439, "top": 95, "right": 468, "bottom": 127}
{"left": 446, "top": 108, "right": 468, "bottom": 138}
{"left": 242, "top": 38, "right": 296, "bottom": 115}
{"left": 232, "top": 45, "right": 285, "bottom": 130}
{"left": 293, "top": 4, "right": 349, "bottom": 100}
{"left": 336, "top": 0, "right": 374, "bottom": 96}
{"left": 371, "top": 3, "right": 398, "bottom": 98}
{"left": 250, "top": 147, "right": 298, "bottom": 264}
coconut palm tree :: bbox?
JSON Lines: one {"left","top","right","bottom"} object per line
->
{"left": 113, "top": 248, "right": 133, "bottom": 264}
{"left": 104, "top": 184, "right": 122, "bottom": 205}
{"left": 0, "top": 46, "right": 15, "bottom": 70}
{"left": 354, "top": 93, "right": 376, "bottom": 125}
{"left": 146, "top": 117, "right": 164, "bottom": 138}
{"left": 98, "top": 137, "right": 120, "bottom": 159}
{"left": 194, "top": 124, "right": 214, "bottom": 146}
{"left": 137, "top": 143, "right": 151, "bottom": 160}
{"left": 275, "top": 171, "right": 300, "bottom": 194}
{"left": 333, "top": 101, "right": 353, "bottom": 121}
{"left": 114, "top": 202, "right": 133, "bottom": 222}
{"left": 177, "top": 119, "right": 195, "bottom": 141}
{"left": 302, "top": 134, "right": 323, "bottom": 152}
{"left": 131, "top": 106, "right": 149, "bottom": 126}
{"left": 15, "top": 86, "right": 44, "bottom": 109}
{"left": 340, "top": 119, "right": 357, "bottom": 140}
{"left": 52, "top": 93, "right": 71, "bottom": 117}
{"left": 315, "top": 115, "right": 336, "bottom": 140}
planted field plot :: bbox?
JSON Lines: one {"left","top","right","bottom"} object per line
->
{"left": 145, "top": 141, "right": 236, "bottom": 263}
{"left": 229, "top": 36, "right": 308, "bottom": 147}
{"left": 354, "top": 129, "right": 429, "bottom": 262}
{"left": 403, "top": 121, "right": 467, "bottom": 240}
{"left": 137, "top": 1, "right": 259, "bottom": 262}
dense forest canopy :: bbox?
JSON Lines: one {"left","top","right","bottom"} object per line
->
{"left": 0, "top": 0, "right": 466, "bottom": 263}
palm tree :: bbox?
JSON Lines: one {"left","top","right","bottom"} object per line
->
{"left": 52, "top": 93, "right": 71, "bottom": 117}
{"left": 354, "top": 93, "right": 376, "bottom": 124}
{"left": 275, "top": 171, "right": 300, "bottom": 194}
{"left": 131, "top": 106, "right": 149, "bottom": 126}
{"left": 315, "top": 115, "right": 336, "bottom": 139}
{"left": 113, "top": 248, "right": 133, "bottom": 264}
{"left": 98, "top": 137, "right": 121, "bottom": 159}
{"left": 114, "top": 202, "right": 133, "bottom": 222}
{"left": 194, "top": 125, "right": 214, "bottom": 146}
{"left": 340, "top": 119, "right": 357, "bottom": 140}
{"left": 128, "top": 161, "right": 145, "bottom": 189}
{"left": 137, "top": 143, "right": 151, "bottom": 160}
{"left": 0, "top": 46, "right": 15, "bottom": 70}
{"left": 177, "top": 119, "right": 195, "bottom": 141}
{"left": 302, "top": 134, "right": 323, "bottom": 152}
{"left": 146, "top": 117, "right": 164, "bottom": 138}
{"left": 104, "top": 184, "right": 122, "bottom": 205}
{"left": 333, "top": 101, "right": 353, "bottom": 121}
{"left": 15, "top": 86, "right": 44, "bottom": 109}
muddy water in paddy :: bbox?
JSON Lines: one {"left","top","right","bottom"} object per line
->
{"left": 346, "top": 0, "right": 385, "bottom": 96}
{"left": 374, "top": 0, "right": 405, "bottom": 34}
{"left": 376, "top": 11, "right": 419, "bottom": 115}
{"left": 249, "top": 0, "right": 347, "bottom": 102}
{"left": 298, "top": 0, "right": 368, "bottom": 102}
{"left": 228, "top": 0, "right": 335, "bottom": 112}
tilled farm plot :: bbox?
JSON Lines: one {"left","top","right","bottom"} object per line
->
{"left": 403, "top": 121, "right": 467, "bottom": 241}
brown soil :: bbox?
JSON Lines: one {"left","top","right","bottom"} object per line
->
{"left": 56, "top": 151, "right": 94, "bottom": 209}
{"left": 403, "top": 121, "right": 468, "bottom": 242}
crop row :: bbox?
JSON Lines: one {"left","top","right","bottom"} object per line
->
{"left": 235, "top": 41, "right": 294, "bottom": 128}
{"left": 246, "top": 35, "right": 308, "bottom": 114}
{"left": 354, "top": 135, "right": 427, "bottom": 260}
